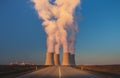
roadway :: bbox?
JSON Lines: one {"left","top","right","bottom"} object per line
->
{"left": 16, "top": 66, "right": 104, "bottom": 78}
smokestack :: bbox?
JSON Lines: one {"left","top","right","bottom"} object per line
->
{"left": 54, "top": 53, "right": 60, "bottom": 65}
{"left": 32, "top": 0, "right": 81, "bottom": 66}
{"left": 45, "top": 52, "right": 54, "bottom": 65}
{"left": 62, "top": 53, "right": 71, "bottom": 65}
{"left": 70, "top": 54, "right": 76, "bottom": 65}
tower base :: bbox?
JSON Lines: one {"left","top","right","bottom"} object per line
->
{"left": 62, "top": 53, "right": 71, "bottom": 65}
{"left": 54, "top": 53, "right": 60, "bottom": 65}
{"left": 45, "top": 52, "right": 54, "bottom": 65}
{"left": 70, "top": 54, "right": 76, "bottom": 65}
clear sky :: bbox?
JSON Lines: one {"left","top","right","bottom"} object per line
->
{"left": 0, "top": 0, "right": 120, "bottom": 65}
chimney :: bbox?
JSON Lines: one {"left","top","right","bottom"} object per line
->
{"left": 45, "top": 52, "right": 54, "bottom": 65}
{"left": 62, "top": 53, "right": 71, "bottom": 65}
{"left": 70, "top": 54, "right": 76, "bottom": 65}
{"left": 54, "top": 53, "right": 60, "bottom": 65}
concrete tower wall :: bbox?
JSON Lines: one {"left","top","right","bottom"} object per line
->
{"left": 62, "top": 53, "right": 71, "bottom": 65}
{"left": 45, "top": 52, "right": 76, "bottom": 66}
{"left": 54, "top": 54, "right": 60, "bottom": 65}
{"left": 70, "top": 54, "right": 76, "bottom": 65}
{"left": 45, "top": 53, "right": 54, "bottom": 65}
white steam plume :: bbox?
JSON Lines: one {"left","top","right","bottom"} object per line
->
{"left": 32, "top": 0, "right": 80, "bottom": 54}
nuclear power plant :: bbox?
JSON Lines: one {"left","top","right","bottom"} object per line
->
{"left": 45, "top": 52, "right": 76, "bottom": 66}
{"left": 32, "top": 0, "right": 80, "bottom": 66}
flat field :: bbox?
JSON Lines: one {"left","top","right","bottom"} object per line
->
{"left": 0, "top": 65, "right": 48, "bottom": 78}
{"left": 74, "top": 65, "right": 120, "bottom": 78}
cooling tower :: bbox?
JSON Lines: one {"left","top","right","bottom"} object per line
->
{"left": 70, "top": 54, "right": 76, "bottom": 65}
{"left": 62, "top": 53, "right": 71, "bottom": 65}
{"left": 54, "top": 53, "right": 60, "bottom": 65}
{"left": 45, "top": 52, "right": 54, "bottom": 65}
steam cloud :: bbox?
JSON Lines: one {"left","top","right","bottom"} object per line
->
{"left": 32, "top": 0, "right": 80, "bottom": 54}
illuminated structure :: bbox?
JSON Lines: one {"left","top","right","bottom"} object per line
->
{"left": 45, "top": 53, "right": 54, "bottom": 65}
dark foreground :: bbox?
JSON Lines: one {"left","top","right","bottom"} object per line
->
{"left": 0, "top": 65, "right": 48, "bottom": 78}
{"left": 0, "top": 65, "right": 120, "bottom": 78}
{"left": 74, "top": 65, "right": 120, "bottom": 78}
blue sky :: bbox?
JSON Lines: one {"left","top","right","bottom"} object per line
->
{"left": 0, "top": 0, "right": 120, "bottom": 65}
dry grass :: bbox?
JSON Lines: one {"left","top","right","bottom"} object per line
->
{"left": 73, "top": 65, "right": 120, "bottom": 78}
{"left": 0, "top": 65, "right": 49, "bottom": 78}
